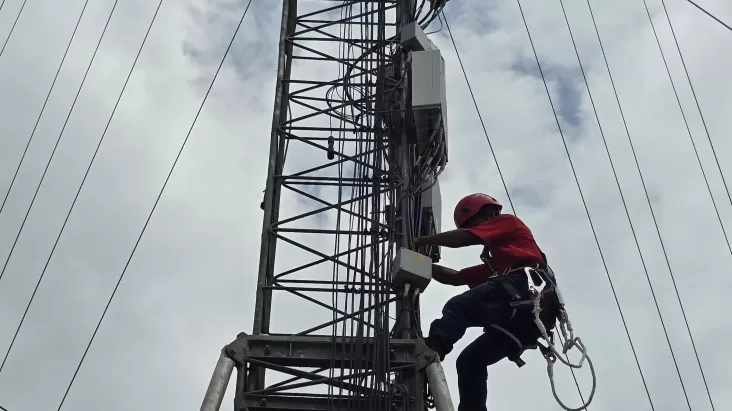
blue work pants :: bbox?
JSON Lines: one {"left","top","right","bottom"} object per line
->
{"left": 427, "top": 274, "right": 556, "bottom": 411}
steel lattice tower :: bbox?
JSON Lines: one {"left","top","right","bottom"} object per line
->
{"left": 203, "top": 1, "right": 450, "bottom": 410}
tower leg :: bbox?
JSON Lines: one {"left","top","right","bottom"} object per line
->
{"left": 200, "top": 349, "right": 236, "bottom": 411}
{"left": 425, "top": 362, "right": 456, "bottom": 411}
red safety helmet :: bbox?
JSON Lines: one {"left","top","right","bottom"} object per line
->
{"left": 453, "top": 193, "right": 502, "bottom": 228}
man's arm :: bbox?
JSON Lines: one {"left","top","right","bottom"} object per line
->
{"left": 415, "top": 229, "right": 482, "bottom": 249}
{"left": 431, "top": 264, "right": 490, "bottom": 287}
{"left": 431, "top": 263, "right": 461, "bottom": 285}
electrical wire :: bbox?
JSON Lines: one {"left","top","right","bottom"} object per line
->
{"left": 637, "top": 0, "right": 720, "bottom": 407}
{"left": 563, "top": 0, "right": 704, "bottom": 406}
{"left": 660, "top": 3, "right": 730, "bottom": 209}
{"left": 441, "top": 14, "right": 515, "bottom": 215}
{"left": 0, "top": 0, "right": 27, "bottom": 59}
{"left": 513, "top": 0, "right": 657, "bottom": 408}
{"left": 586, "top": 0, "right": 722, "bottom": 408}
{"left": 638, "top": 0, "right": 732, "bottom": 258}
{"left": 0, "top": 0, "right": 121, "bottom": 285}
{"left": 687, "top": 0, "right": 732, "bottom": 32}
{"left": 0, "top": 0, "right": 160, "bottom": 377}
{"left": 660, "top": 0, "right": 731, "bottom": 210}
{"left": 54, "top": 1, "right": 253, "bottom": 409}
{"left": 0, "top": 0, "right": 90, "bottom": 219}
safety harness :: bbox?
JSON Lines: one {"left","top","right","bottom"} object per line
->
{"left": 489, "top": 265, "right": 597, "bottom": 411}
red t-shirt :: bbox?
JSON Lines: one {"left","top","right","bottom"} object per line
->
{"left": 455, "top": 214, "right": 544, "bottom": 287}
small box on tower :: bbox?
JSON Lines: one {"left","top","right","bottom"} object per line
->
{"left": 391, "top": 247, "right": 433, "bottom": 290}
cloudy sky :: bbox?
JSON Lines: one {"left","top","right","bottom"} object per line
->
{"left": 0, "top": 0, "right": 731, "bottom": 410}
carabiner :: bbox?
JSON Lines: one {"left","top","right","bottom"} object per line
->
{"left": 524, "top": 266, "right": 545, "bottom": 296}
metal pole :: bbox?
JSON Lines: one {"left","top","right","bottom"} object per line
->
{"left": 425, "top": 362, "right": 456, "bottom": 411}
{"left": 200, "top": 350, "right": 236, "bottom": 411}
{"left": 252, "top": 0, "right": 293, "bottom": 337}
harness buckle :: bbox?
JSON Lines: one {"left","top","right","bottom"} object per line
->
{"left": 524, "top": 266, "right": 546, "bottom": 296}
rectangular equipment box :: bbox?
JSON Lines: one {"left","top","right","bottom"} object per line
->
{"left": 400, "top": 21, "right": 435, "bottom": 51}
{"left": 421, "top": 177, "right": 442, "bottom": 234}
{"left": 411, "top": 49, "right": 448, "bottom": 161}
{"left": 411, "top": 50, "right": 447, "bottom": 112}
{"left": 391, "top": 247, "right": 433, "bottom": 291}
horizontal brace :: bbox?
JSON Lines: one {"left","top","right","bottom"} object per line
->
{"left": 278, "top": 183, "right": 389, "bottom": 230}
{"left": 239, "top": 394, "right": 386, "bottom": 411}
{"left": 288, "top": 70, "right": 374, "bottom": 97}
{"left": 294, "top": 3, "right": 396, "bottom": 37}
{"left": 287, "top": 146, "right": 382, "bottom": 178}
{"left": 264, "top": 366, "right": 328, "bottom": 392}
{"left": 278, "top": 181, "right": 389, "bottom": 188}
{"left": 295, "top": 0, "right": 377, "bottom": 21}
{"left": 273, "top": 228, "right": 381, "bottom": 235}
{"left": 273, "top": 234, "right": 373, "bottom": 278}
{"left": 230, "top": 334, "right": 417, "bottom": 369}
{"left": 276, "top": 175, "right": 388, "bottom": 182}
{"left": 266, "top": 285, "right": 395, "bottom": 294}
{"left": 275, "top": 136, "right": 383, "bottom": 143}
{"left": 286, "top": 99, "right": 364, "bottom": 128}
{"left": 276, "top": 279, "right": 388, "bottom": 285}
{"left": 279, "top": 131, "right": 384, "bottom": 175}
{"left": 290, "top": 94, "right": 375, "bottom": 103}
{"left": 295, "top": 295, "right": 398, "bottom": 336}
{"left": 294, "top": 37, "right": 383, "bottom": 44}
{"left": 290, "top": 42, "right": 376, "bottom": 74}
{"left": 285, "top": 126, "right": 362, "bottom": 132}
{"left": 273, "top": 238, "right": 389, "bottom": 281}
{"left": 287, "top": 68, "right": 382, "bottom": 98}
{"left": 298, "top": 19, "right": 397, "bottom": 26}
{"left": 292, "top": 56, "right": 384, "bottom": 63}
{"left": 285, "top": 79, "right": 372, "bottom": 86}
{"left": 272, "top": 284, "right": 375, "bottom": 331}
{"left": 293, "top": 22, "right": 390, "bottom": 59}
{"left": 249, "top": 368, "right": 377, "bottom": 396}
{"left": 245, "top": 357, "right": 374, "bottom": 398}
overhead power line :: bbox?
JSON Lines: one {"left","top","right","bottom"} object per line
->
{"left": 590, "top": 0, "right": 721, "bottom": 407}
{"left": 662, "top": 0, "right": 732, "bottom": 207}
{"left": 0, "top": 0, "right": 91, "bottom": 220}
{"left": 0, "top": 0, "right": 151, "bottom": 378}
{"left": 638, "top": 0, "right": 732, "bottom": 260}
{"left": 557, "top": 0, "right": 707, "bottom": 408}
{"left": 687, "top": 0, "right": 732, "bottom": 32}
{"left": 664, "top": 0, "right": 732, "bottom": 210}
{"left": 441, "top": 13, "right": 515, "bottom": 215}
{"left": 0, "top": 0, "right": 121, "bottom": 286}
{"left": 513, "top": 0, "right": 658, "bottom": 408}
{"left": 657, "top": 1, "right": 721, "bottom": 409}
{"left": 0, "top": 0, "right": 27, "bottom": 59}
{"left": 55, "top": 1, "right": 253, "bottom": 409}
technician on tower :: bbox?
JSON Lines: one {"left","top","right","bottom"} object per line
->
{"left": 415, "top": 193, "right": 561, "bottom": 411}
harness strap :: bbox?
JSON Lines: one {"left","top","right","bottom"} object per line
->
{"left": 487, "top": 324, "right": 536, "bottom": 368}
{"left": 495, "top": 270, "right": 555, "bottom": 306}
{"left": 489, "top": 268, "right": 557, "bottom": 368}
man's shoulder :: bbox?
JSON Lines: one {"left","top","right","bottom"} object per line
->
{"left": 493, "top": 214, "right": 523, "bottom": 226}
{"left": 498, "top": 214, "right": 532, "bottom": 228}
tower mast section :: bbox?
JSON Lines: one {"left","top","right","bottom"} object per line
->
{"left": 202, "top": 1, "right": 451, "bottom": 410}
